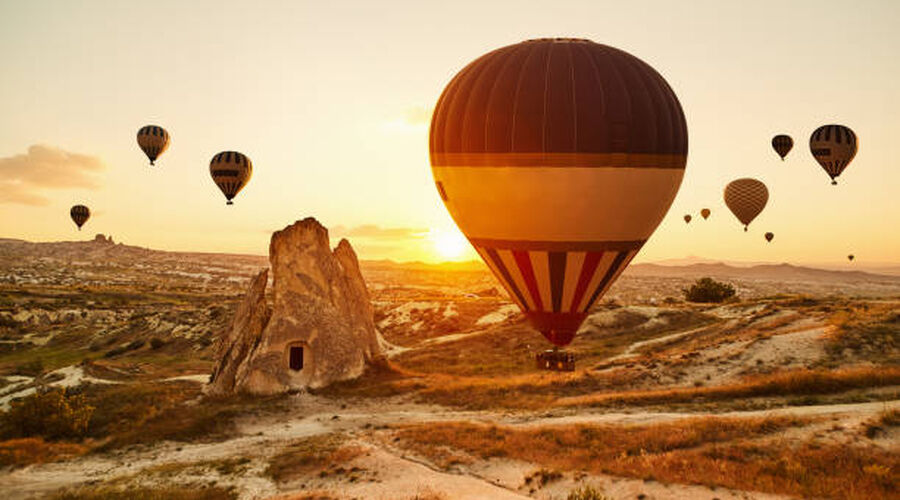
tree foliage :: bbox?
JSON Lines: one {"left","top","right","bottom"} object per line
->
{"left": 683, "top": 277, "right": 736, "bottom": 303}
{"left": 1, "top": 387, "right": 94, "bottom": 440}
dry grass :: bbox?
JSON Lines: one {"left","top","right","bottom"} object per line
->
{"left": 46, "top": 486, "right": 237, "bottom": 500}
{"left": 395, "top": 416, "right": 898, "bottom": 499}
{"left": 0, "top": 437, "right": 89, "bottom": 467}
{"left": 265, "top": 433, "right": 365, "bottom": 483}
{"left": 557, "top": 366, "right": 900, "bottom": 408}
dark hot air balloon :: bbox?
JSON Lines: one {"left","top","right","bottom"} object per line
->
{"left": 70, "top": 205, "right": 90, "bottom": 231}
{"left": 210, "top": 151, "right": 252, "bottom": 205}
{"left": 771, "top": 135, "right": 793, "bottom": 160}
{"left": 810, "top": 125, "right": 857, "bottom": 185}
{"left": 724, "top": 178, "right": 768, "bottom": 231}
{"left": 765, "top": 232, "right": 774, "bottom": 242}
{"left": 429, "top": 38, "right": 687, "bottom": 348}
{"left": 137, "top": 125, "right": 170, "bottom": 165}
{"left": 684, "top": 215, "right": 692, "bottom": 224}
{"left": 848, "top": 254, "right": 855, "bottom": 262}
{"left": 700, "top": 208, "right": 711, "bottom": 220}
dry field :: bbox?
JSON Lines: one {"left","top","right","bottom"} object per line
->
{"left": 0, "top": 238, "right": 898, "bottom": 499}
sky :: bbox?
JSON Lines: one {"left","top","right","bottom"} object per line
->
{"left": 0, "top": 0, "right": 898, "bottom": 265}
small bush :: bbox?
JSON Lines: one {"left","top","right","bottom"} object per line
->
{"left": 568, "top": 485, "right": 610, "bottom": 500}
{"left": 1, "top": 387, "right": 94, "bottom": 440}
{"left": 683, "top": 277, "right": 735, "bottom": 303}
{"left": 149, "top": 337, "right": 165, "bottom": 349}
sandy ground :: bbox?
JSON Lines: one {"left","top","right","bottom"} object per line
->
{"left": 2, "top": 392, "right": 896, "bottom": 500}
{"left": 1, "top": 315, "right": 895, "bottom": 500}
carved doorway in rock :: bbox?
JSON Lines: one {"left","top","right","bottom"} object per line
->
{"left": 286, "top": 341, "right": 309, "bottom": 372}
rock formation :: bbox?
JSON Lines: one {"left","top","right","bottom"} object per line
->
{"left": 208, "top": 218, "right": 383, "bottom": 395}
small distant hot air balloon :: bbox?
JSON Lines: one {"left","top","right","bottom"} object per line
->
{"left": 210, "top": 151, "right": 252, "bottom": 205}
{"left": 430, "top": 38, "right": 687, "bottom": 348}
{"left": 765, "top": 232, "right": 774, "bottom": 242}
{"left": 724, "top": 178, "right": 768, "bottom": 231}
{"left": 70, "top": 205, "right": 90, "bottom": 231}
{"left": 700, "top": 208, "right": 711, "bottom": 220}
{"left": 810, "top": 125, "right": 857, "bottom": 185}
{"left": 137, "top": 125, "right": 170, "bottom": 166}
{"left": 771, "top": 135, "right": 793, "bottom": 160}
{"left": 848, "top": 254, "right": 855, "bottom": 262}
{"left": 684, "top": 215, "right": 692, "bottom": 224}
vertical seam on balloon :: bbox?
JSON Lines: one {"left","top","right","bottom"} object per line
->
{"left": 513, "top": 250, "right": 544, "bottom": 311}
{"left": 594, "top": 45, "right": 632, "bottom": 135}
{"left": 585, "top": 251, "right": 630, "bottom": 310}
{"left": 484, "top": 247, "right": 530, "bottom": 311}
{"left": 569, "top": 251, "right": 602, "bottom": 313}
{"left": 459, "top": 49, "right": 508, "bottom": 152}
{"left": 565, "top": 43, "right": 577, "bottom": 152}
{"left": 577, "top": 43, "right": 606, "bottom": 121}
{"left": 541, "top": 42, "right": 554, "bottom": 153}
{"left": 482, "top": 45, "right": 525, "bottom": 153}
{"left": 510, "top": 44, "right": 539, "bottom": 151}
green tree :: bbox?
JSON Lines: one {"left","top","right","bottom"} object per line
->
{"left": 683, "top": 277, "right": 736, "bottom": 303}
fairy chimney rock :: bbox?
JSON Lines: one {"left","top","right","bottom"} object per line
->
{"left": 208, "top": 218, "right": 382, "bottom": 395}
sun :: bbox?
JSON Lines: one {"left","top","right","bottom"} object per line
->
{"left": 428, "top": 228, "right": 469, "bottom": 260}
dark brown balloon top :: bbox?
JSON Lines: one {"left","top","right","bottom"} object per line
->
{"left": 430, "top": 38, "right": 688, "bottom": 160}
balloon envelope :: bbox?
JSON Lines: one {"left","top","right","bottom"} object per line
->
{"left": 70, "top": 205, "right": 90, "bottom": 231}
{"left": 700, "top": 208, "right": 711, "bottom": 220}
{"left": 137, "top": 125, "right": 170, "bottom": 165}
{"left": 765, "top": 232, "right": 774, "bottom": 242}
{"left": 210, "top": 151, "right": 252, "bottom": 205}
{"left": 848, "top": 254, "right": 855, "bottom": 261}
{"left": 771, "top": 135, "right": 793, "bottom": 160}
{"left": 430, "top": 38, "right": 687, "bottom": 347}
{"left": 684, "top": 215, "right": 692, "bottom": 223}
{"left": 724, "top": 178, "right": 768, "bottom": 231}
{"left": 810, "top": 125, "right": 857, "bottom": 185}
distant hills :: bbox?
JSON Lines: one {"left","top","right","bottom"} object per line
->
{"left": 1, "top": 236, "right": 898, "bottom": 285}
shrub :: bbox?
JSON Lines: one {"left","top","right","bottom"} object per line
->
{"left": 1, "top": 387, "right": 94, "bottom": 440}
{"left": 149, "top": 337, "right": 165, "bottom": 349}
{"left": 683, "top": 277, "right": 735, "bottom": 303}
{"left": 567, "top": 485, "right": 610, "bottom": 500}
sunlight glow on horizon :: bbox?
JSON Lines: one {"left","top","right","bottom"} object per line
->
{"left": 1, "top": 1, "right": 898, "bottom": 266}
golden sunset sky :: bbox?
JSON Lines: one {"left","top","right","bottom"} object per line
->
{"left": 1, "top": 0, "right": 898, "bottom": 265}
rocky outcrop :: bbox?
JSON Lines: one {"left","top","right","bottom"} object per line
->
{"left": 208, "top": 218, "right": 383, "bottom": 394}
{"left": 93, "top": 234, "right": 114, "bottom": 244}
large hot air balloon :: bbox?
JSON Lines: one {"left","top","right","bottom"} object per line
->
{"left": 724, "top": 178, "right": 768, "bottom": 231}
{"left": 137, "top": 125, "right": 170, "bottom": 165}
{"left": 765, "top": 232, "right": 774, "bottom": 242}
{"left": 684, "top": 215, "right": 692, "bottom": 224}
{"left": 429, "top": 38, "right": 687, "bottom": 347}
{"left": 810, "top": 124, "right": 857, "bottom": 185}
{"left": 700, "top": 208, "right": 711, "bottom": 220}
{"left": 771, "top": 135, "right": 793, "bottom": 160}
{"left": 210, "top": 151, "right": 252, "bottom": 205}
{"left": 70, "top": 205, "right": 90, "bottom": 231}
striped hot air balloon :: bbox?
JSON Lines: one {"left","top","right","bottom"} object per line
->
{"left": 70, "top": 205, "right": 90, "bottom": 230}
{"left": 810, "top": 124, "right": 857, "bottom": 185}
{"left": 210, "top": 151, "right": 252, "bottom": 205}
{"left": 429, "top": 38, "right": 688, "bottom": 347}
{"left": 700, "top": 208, "right": 711, "bottom": 220}
{"left": 771, "top": 135, "right": 793, "bottom": 160}
{"left": 724, "top": 178, "right": 768, "bottom": 231}
{"left": 137, "top": 125, "right": 170, "bottom": 165}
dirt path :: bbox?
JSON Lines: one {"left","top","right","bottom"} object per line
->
{"left": 3, "top": 395, "right": 896, "bottom": 500}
